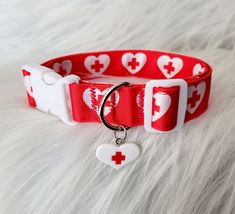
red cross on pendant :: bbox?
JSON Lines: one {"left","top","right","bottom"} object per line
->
{"left": 112, "top": 151, "right": 126, "bottom": 165}
{"left": 91, "top": 60, "right": 104, "bottom": 73}
{"left": 188, "top": 90, "right": 200, "bottom": 108}
{"left": 164, "top": 61, "right": 175, "bottom": 74}
{"left": 128, "top": 57, "right": 140, "bottom": 70}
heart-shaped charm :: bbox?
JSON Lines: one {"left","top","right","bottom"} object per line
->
{"left": 157, "top": 55, "right": 183, "bottom": 79}
{"left": 53, "top": 60, "right": 72, "bottom": 76}
{"left": 122, "top": 52, "right": 147, "bottom": 74}
{"left": 96, "top": 143, "right": 140, "bottom": 170}
{"left": 84, "top": 54, "right": 110, "bottom": 75}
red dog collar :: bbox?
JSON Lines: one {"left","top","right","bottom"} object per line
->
{"left": 21, "top": 50, "right": 212, "bottom": 134}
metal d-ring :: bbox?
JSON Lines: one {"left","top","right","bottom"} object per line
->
{"left": 98, "top": 82, "right": 130, "bottom": 132}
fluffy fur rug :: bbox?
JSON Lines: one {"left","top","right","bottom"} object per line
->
{"left": 0, "top": 0, "right": 235, "bottom": 213}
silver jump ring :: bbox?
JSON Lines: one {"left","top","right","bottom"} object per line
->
{"left": 98, "top": 82, "right": 130, "bottom": 131}
{"left": 114, "top": 125, "right": 127, "bottom": 145}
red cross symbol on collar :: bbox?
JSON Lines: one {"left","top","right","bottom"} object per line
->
{"left": 128, "top": 57, "right": 140, "bottom": 70}
{"left": 188, "top": 90, "right": 201, "bottom": 108}
{"left": 112, "top": 151, "right": 126, "bottom": 165}
{"left": 59, "top": 67, "right": 68, "bottom": 76}
{"left": 152, "top": 94, "right": 160, "bottom": 115}
{"left": 164, "top": 61, "right": 175, "bottom": 74}
{"left": 95, "top": 94, "right": 113, "bottom": 107}
{"left": 91, "top": 60, "right": 104, "bottom": 73}
{"left": 153, "top": 98, "right": 160, "bottom": 112}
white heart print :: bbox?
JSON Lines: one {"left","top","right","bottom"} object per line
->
{"left": 157, "top": 55, "right": 183, "bottom": 79}
{"left": 187, "top": 81, "right": 206, "bottom": 114}
{"left": 23, "top": 75, "right": 34, "bottom": 97}
{"left": 83, "top": 88, "right": 119, "bottom": 116}
{"left": 53, "top": 60, "right": 72, "bottom": 76}
{"left": 193, "top": 63, "right": 205, "bottom": 76}
{"left": 136, "top": 89, "right": 144, "bottom": 108}
{"left": 152, "top": 93, "right": 171, "bottom": 122}
{"left": 84, "top": 54, "right": 110, "bottom": 75}
{"left": 96, "top": 143, "right": 140, "bottom": 170}
{"left": 122, "top": 53, "right": 146, "bottom": 74}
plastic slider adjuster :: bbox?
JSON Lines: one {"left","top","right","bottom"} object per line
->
{"left": 144, "top": 79, "right": 188, "bottom": 133}
{"left": 21, "top": 64, "right": 80, "bottom": 125}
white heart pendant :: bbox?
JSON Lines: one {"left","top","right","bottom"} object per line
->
{"left": 96, "top": 143, "right": 140, "bottom": 170}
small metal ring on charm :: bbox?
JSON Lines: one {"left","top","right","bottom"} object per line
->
{"left": 98, "top": 82, "right": 130, "bottom": 132}
{"left": 114, "top": 125, "right": 127, "bottom": 145}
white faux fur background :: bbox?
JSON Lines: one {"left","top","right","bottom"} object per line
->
{"left": 0, "top": 0, "right": 235, "bottom": 213}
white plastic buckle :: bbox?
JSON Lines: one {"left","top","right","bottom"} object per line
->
{"left": 22, "top": 64, "right": 80, "bottom": 125}
{"left": 144, "top": 79, "right": 188, "bottom": 133}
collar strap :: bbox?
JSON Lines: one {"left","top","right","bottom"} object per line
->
{"left": 21, "top": 50, "right": 212, "bottom": 133}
